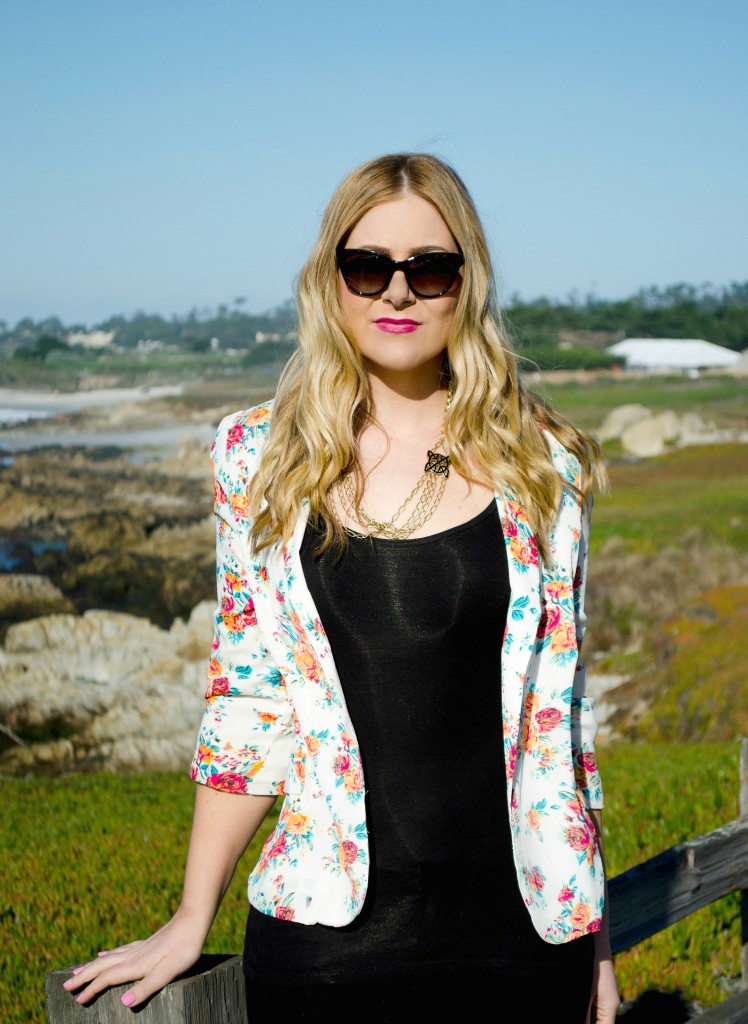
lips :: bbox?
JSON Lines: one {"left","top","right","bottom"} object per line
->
{"left": 374, "top": 318, "right": 420, "bottom": 334}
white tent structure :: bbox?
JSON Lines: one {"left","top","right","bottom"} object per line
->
{"left": 607, "top": 338, "right": 741, "bottom": 372}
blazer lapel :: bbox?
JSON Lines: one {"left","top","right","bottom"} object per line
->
{"left": 495, "top": 491, "right": 542, "bottom": 779}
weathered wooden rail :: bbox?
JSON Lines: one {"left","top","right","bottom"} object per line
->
{"left": 46, "top": 740, "right": 748, "bottom": 1022}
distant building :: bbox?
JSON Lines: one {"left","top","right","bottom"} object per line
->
{"left": 67, "top": 329, "right": 116, "bottom": 349}
{"left": 607, "top": 338, "right": 741, "bottom": 373}
{"left": 255, "top": 331, "right": 281, "bottom": 344}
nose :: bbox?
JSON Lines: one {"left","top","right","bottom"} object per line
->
{"left": 381, "top": 270, "right": 415, "bottom": 309}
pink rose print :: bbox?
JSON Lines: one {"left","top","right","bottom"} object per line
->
{"left": 535, "top": 707, "right": 563, "bottom": 732}
{"left": 537, "top": 604, "right": 561, "bottom": 638}
{"left": 523, "top": 865, "right": 546, "bottom": 893}
{"left": 558, "top": 887, "right": 575, "bottom": 903}
{"left": 275, "top": 905, "right": 295, "bottom": 921}
{"left": 501, "top": 516, "right": 518, "bottom": 538}
{"left": 226, "top": 423, "right": 244, "bottom": 449}
{"left": 263, "top": 832, "right": 288, "bottom": 863}
{"left": 207, "top": 676, "right": 230, "bottom": 698}
{"left": 505, "top": 744, "right": 517, "bottom": 781}
{"left": 207, "top": 772, "right": 247, "bottom": 793}
{"left": 213, "top": 479, "right": 228, "bottom": 506}
{"left": 578, "top": 751, "right": 597, "bottom": 773}
{"left": 339, "top": 840, "right": 359, "bottom": 866}
{"left": 565, "top": 825, "right": 591, "bottom": 852}
{"left": 333, "top": 753, "right": 351, "bottom": 776}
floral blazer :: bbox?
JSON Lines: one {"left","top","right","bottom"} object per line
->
{"left": 189, "top": 402, "right": 605, "bottom": 943}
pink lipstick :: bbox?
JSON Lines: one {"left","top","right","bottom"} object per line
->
{"left": 374, "top": 318, "right": 420, "bottom": 334}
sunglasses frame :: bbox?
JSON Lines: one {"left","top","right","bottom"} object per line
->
{"left": 336, "top": 247, "right": 465, "bottom": 299}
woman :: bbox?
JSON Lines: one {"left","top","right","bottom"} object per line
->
{"left": 63, "top": 153, "right": 620, "bottom": 1022}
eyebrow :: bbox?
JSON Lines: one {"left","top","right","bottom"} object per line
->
{"left": 353, "top": 244, "right": 454, "bottom": 256}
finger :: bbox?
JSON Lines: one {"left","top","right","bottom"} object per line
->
{"left": 68, "top": 960, "right": 146, "bottom": 1006}
{"left": 115, "top": 955, "right": 188, "bottom": 1009}
{"left": 62, "top": 952, "right": 129, "bottom": 994}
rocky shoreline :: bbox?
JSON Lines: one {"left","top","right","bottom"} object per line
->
{"left": 2, "top": 387, "right": 747, "bottom": 775}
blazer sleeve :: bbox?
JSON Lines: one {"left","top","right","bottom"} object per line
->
{"left": 189, "top": 414, "right": 295, "bottom": 796}
{"left": 570, "top": 492, "right": 604, "bottom": 810}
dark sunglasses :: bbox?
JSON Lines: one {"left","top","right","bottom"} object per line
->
{"left": 336, "top": 247, "right": 464, "bottom": 298}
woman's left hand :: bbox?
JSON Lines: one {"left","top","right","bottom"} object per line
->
{"left": 586, "top": 950, "right": 620, "bottom": 1023}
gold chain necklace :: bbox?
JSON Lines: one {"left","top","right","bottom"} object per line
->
{"left": 335, "top": 388, "right": 453, "bottom": 540}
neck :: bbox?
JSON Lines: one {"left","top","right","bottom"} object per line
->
{"left": 365, "top": 360, "right": 447, "bottom": 440}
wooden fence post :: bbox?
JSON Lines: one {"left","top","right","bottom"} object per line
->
{"left": 46, "top": 954, "right": 247, "bottom": 1024}
{"left": 737, "top": 737, "right": 741, "bottom": 991}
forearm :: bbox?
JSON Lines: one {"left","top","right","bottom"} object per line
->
{"left": 176, "top": 784, "right": 276, "bottom": 941}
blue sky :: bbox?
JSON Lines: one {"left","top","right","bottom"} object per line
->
{"left": 1, "top": 0, "right": 746, "bottom": 326}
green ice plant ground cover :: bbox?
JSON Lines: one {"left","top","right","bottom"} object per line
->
{"left": 2, "top": 742, "right": 742, "bottom": 1023}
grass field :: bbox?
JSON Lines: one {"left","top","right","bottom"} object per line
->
{"left": 2, "top": 741, "right": 742, "bottom": 1023}
{"left": 538, "top": 374, "right": 748, "bottom": 432}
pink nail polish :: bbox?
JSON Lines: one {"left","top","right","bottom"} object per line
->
{"left": 121, "top": 992, "right": 137, "bottom": 1007}
{"left": 72, "top": 967, "right": 84, "bottom": 975}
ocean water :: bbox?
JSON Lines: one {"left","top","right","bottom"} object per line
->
{"left": 0, "top": 408, "right": 54, "bottom": 428}
{"left": 0, "top": 537, "right": 68, "bottom": 572}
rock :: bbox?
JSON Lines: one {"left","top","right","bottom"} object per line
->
{"left": 678, "top": 411, "right": 709, "bottom": 442}
{"left": 0, "top": 433, "right": 218, "bottom": 627}
{"left": 0, "top": 574, "right": 73, "bottom": 625}
{"left": 0, "top": 603, "right": 215, "bottom": 775}
{"left": 620, "top": 414, "right": 664, "bottom": 456}
{"left": 651, "top": 409, "right": 681, "bottom": 443}
{"left": 597, "top": 404, "right": 652, "bottom": 443}
{"left": 157, "top": 432, "right": 214, "bottom": 480}
{"left": 68, "top": 512, "right": 147, "bottom": 556}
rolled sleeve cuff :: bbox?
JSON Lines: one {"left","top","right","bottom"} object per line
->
{"left": 189, "top": 695, "right": 295, "bottom": 795}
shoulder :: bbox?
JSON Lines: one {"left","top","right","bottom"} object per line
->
{"left": 211, "top": 400, "right": 275, "bottom": 469}
{"left": 538, "top": 423, "right": 583, "bottom": 490}
{"left": 210, "top": 401, "right": 275, "bottom": 526}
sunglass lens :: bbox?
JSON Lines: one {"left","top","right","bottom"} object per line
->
{"left": 408, "top": 254, "right": 461, "bottom": 297}
{"left": 339, "top": 252, "right": 389, "bottom": 295}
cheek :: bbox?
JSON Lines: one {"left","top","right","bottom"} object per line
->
{"left": 338, "top": 280, "right": 366, "bottom": 327}
{"left": 431, "top": 299, "right": 458, "bottom": 335}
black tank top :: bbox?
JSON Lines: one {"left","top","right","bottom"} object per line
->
{"left": 244, "top": 500, "right": 593, "bottom": 982}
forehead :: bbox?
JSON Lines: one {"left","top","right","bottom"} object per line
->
{"left": 346, "top": 193, "right": 456, "bottom": 251}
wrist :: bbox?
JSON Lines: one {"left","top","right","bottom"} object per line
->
{"left": 173, "top": 903, "right": 218, "bottom": 946}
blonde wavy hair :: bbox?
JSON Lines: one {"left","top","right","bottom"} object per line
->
{"left": 248, "top": 152, "right": 607, "bottom": 563}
